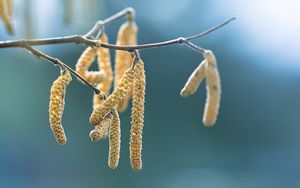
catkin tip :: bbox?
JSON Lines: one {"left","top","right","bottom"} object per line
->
{"left": 89, "top": 129, "right": 100, "bottom": 141}
{"left": 180, "top": 89, "right": 189, "bottom": 97}
{"left": 203, "top": 121, "right": 215, "bottom": 128}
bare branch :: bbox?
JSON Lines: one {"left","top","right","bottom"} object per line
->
{"left": 0, "top": 7, "right": 235, "bottom": 95}
{"left": 0, "top": 17, "right": 235, "bottom": 52}
{"left": 0, "top": 35, "right": 98, "bottom": 48}
{"left": 84, "top": 7, "right": 135, "bottom": 39}
{"left": 24, "top": 45, "right": 100, "bottom": 94}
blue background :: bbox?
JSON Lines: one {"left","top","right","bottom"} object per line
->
{"left": 0, "top": 0, "right": 300, "bottom": 187}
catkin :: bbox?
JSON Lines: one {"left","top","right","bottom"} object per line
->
{"left": 97, "top": 33, "right": 113, "bottom": 95}
{"left": 49, "top": 69, "right": 72, "bottom": 144}
{"left": 5, "top": 0, "right": 12, "bottom": 17}
{"left": 108, "top": 108, "right": 121, "bottom": 169}
{"left": 75, "top": 46, "right": 105, "bottom": 85}
{"left": 90, "top": 68, "right": 135, "bottom": 126}
{"left": 89, "top": 112, "right": 114, "bottom": 141}
{"left": 180, "top": 60, "right": 206, "bottom": 97}
{"left": 92, "top": 33, "right": 113, "bottom": 109}
{"left": 130, "top": 59, "right": 146, "bottom": 171}
{"left": 93, "top": 90, "right": 106, "bottom": 110}
{"left": 0, "top": 0, "right": 14, "bottom": 34}
{"left": 202, "top": 50, "right": 221, "bottom": 127}
{"left": 114, "top": 21, "right": 138, "bottom": 112}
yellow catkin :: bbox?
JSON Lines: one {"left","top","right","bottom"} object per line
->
{"left": 92, "top": 33, "right": 113, "bottom": 110}
{"left": 108, "top": 108, "right": 121, "bottom": 169}
{"left": 97, "top": 33, "right": 113, "bottom": 95}
{"left": 89, "top": 112, "right": 114, "bottom": 141}
{"left": 90, "top": 68, "right": 135, "bottom": 126}
{"left": 180, "top": 60, "right": 206, "bottom": 97}
{"left": 130, "top": 59, "right": 146, "bottom": 171}
{"left": 5, "top": 0, "right": 12, "bottom": 17}
{"left": 93, "top": 90, "right": 106, "bottom": 110}
{"left": 75, "top": 47, "right": 105, "bottom": 85}
{"left": 0, "top": 0, "right": 14, "bottom": 34}
{"left": 114, "top": 21, "right": 138, "bottom": 112}
{"left": 203, "top": 50, "right": 221, "bottom": 127}
{"left": 49, "top": 69, "right": 72, "bottom": 144}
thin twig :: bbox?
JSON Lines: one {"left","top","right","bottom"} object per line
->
{"left": 0, "top": 35, "right": 97, "bottom": 48}
{"left": 186, "top": 17, "right": 236, "bottom": 41}
{"left": 24, "top": 45, "right": 100, "bottom": 94}
{"left": 181, "top": 39, "right": 205, "bottom": 54}
{"left": 84, "top": 7, "right": 135, "bottom": 39}
{"left": 0, "top": 17, "right": 235, "bottom": 51}
{"left": 0, "top": 7, "right": 235, "bottom": 94}
{"left": 98, "top": 17, "right": 235, "bottom": 51}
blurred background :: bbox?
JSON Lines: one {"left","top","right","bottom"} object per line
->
{"left": 0, "top": 0, "right": 300, "bottom": 187}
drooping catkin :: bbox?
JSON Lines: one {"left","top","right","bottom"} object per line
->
{"left": 89, "top": 112, "right": 114, "bottom": 141}
{"left": 114, "top": 20, "right": 138, "bottom": 112}
{"left": 75, "top": 46, "right": 105, "bottom": 85}
{"left": 180, "top": 60, "right": 206, "bottom": 97}
{"left": 49, "top": 69, "right": 72, "bottom": 144}
{"left": 130, "top": 59, "right": 146, "bottom": 171}
{"left": 108, "top": 108, "right": 121, "bottom": 169}
{"left": 5, "top": 0, "right": 12, "bottom": 17}
{"left": 97, "top": 33, "right": 113, "bottom": 95}
{"left": 90, "top": 68, "right": 135, "bottom": 126}
{"left": 92, "top": 33, "right": 113, "bottom": 110}
{"left": 203, "top": 50, "right": 221, "bottom": 127}
{"left": 0, "top": 0, "right": 14, "bottom": 34}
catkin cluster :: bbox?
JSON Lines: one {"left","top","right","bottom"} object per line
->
{"left": 114, "top": 20, "right": 138, "bottom": 112}
{"left": 90, "top": 68, "right": 135, "bottom": 125}
{"left": 181, "top": 50, "right": 221, "bottom": 127}
{"left": 42, "top": 14, "right": 223, "bottom": 172}
{"left": 130, "top": 59, "right": 146, "bottom": 171}
{"left": 49, "top": 69, "right": 72, "bottom": 144}
{"left": 89, "top": 67, "right": 135, "bottom": 170}
{"left": 0, "top": 0, "right": 14, "bottom": 34}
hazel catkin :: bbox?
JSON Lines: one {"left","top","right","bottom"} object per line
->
{"left": 114, "top": 20, "right": 138, "bottom": 112}
{"left": 130, "top": 59, "right": 146, "bottom": 171}
{"left": 93, "top": 33, "right": 113, "bottom": 110}
{"left": 108, "top": 108, "right": 121, "bottom": 169}
{"left": 90, "top": 68, "right": 135, "bottom": 126}
{"left": 89, "top": 112, "right": 114, "bottom": 141}
{"left": 180, "top": 60, "right": 206, "bottom": 97}
{"left": 97, "top": 33, "right": 113, "bottom": 95}
{"left": 0, "top": 0, "right": 14, "bottom": 34}
{"left": 5, "top": 0, "right": 12, "bottom": 17}
{"left": 49, "top": 69, "right": 72, "bottom": 144}
{"left": 75, "top": 46, "right": 105, "bottom": 85}
{"left": 202, "top": 50, "right": 221, "bottom": 127}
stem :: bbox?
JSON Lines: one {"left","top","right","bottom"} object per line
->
{"left": 0, "top": 7, "right": 235, "bottom": 94}
{"left": 84, "top": 7, "right": 135, "bottom": 39}
{"left": 24, "top": 45, "right": 100, "bottom": 94}
{"left": 0, "top": 35, "right": 97, "bottom": 48}
{"left": 0, "top": 17, "right": 235, "bottom": 51}
{"left": 99, "top": 17, "right": 236, "bottom": 51}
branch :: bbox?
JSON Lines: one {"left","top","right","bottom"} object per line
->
{"left": 99, "top": 17, "right": 236, "bottom": 52}
{"left": 24, "top": 45, "right": 100, "bottom": 94}
{"left": 0, "top": 7, "right": 236, "bottom": 94}
{"left": 84, "top": 7, "right": 135, "bottom": 38}
{"left": 0, "top": 16, "right": 236, "bottom": 51}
